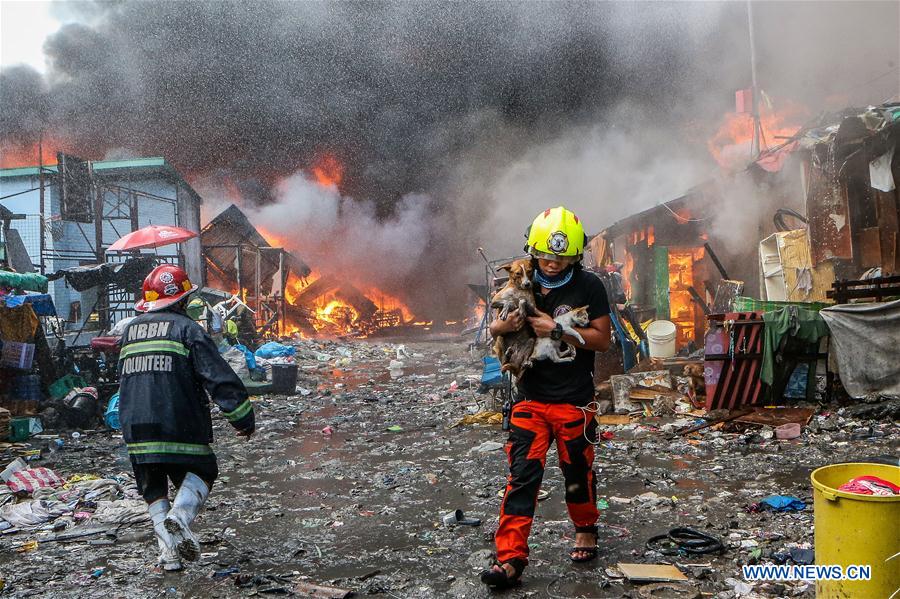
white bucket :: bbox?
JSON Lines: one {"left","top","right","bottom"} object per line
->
{"left": 646, "top": 320, "right": 677, "bottom": 358}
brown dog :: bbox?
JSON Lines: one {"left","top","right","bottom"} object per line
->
{"left": 491, "top": 258, "right": 537, "bottom": 379}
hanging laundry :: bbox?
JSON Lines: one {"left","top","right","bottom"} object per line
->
{"left": 869, "top": 144, "right": 895, "bottom": 192}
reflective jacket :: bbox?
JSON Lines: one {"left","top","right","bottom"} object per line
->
{"left": 118, "top": 310, "right": 254, "bottom": 464}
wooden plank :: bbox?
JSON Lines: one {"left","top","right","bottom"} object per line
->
{"left": 654, "top": 245, "right": 670, "bottom": 320}
{"left": 806, "top": 166, "right": 853, "bottom": 263}
{"left": 596, "top": 414, "right": 632, "bottom": 425}
{"left": 735, "top": 407, "right": 814, "bottom": 427}
{"left": 859, "top": 227, "right": 882, "bottom": 268}
{"left": 617, "top": 563, "right": 688, "bottom": 582}
{"left": 876, "top": 191, "right": 899, "bottom": 271}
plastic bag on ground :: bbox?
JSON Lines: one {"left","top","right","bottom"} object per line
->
{"left": 255, "top": 342, "right": 297, "bottom": 359}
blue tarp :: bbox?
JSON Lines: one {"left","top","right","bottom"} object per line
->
{"left": 2, "top": 293, "right": 57, "bottom": 316}
{"left": 255, "top": 342, "right": 296, "bottom": 359}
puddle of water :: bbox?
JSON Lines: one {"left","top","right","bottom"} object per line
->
{"left": 637, "top": 455, "right": 695, "bottom": 470}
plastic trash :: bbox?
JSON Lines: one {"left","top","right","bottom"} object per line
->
{"left": 234, "top": 344, "right": 257, "bottom": 370}
{"left": 255, "top": 342, "right": 296, "bottom": 359}
{"left": 758, "top": 495, "right": 806, "bottom": 511}
{"left": 441, "top": 509, "right": 481, "bottom": 527}
{"left": 0, "top": 457, "right": 27, "bottom": 483}
{"left": 104, "top": 393, "right": 121, "bottom": 430}
{"left": 775, "top": 422, "right": 802, "bottom": 440}
{"left": 470, "top": 441, "right": 504, "bottom": 453}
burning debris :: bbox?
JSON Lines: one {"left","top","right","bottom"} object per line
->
{"left": 200, "top": 204, "right": 421, "bottom": 338}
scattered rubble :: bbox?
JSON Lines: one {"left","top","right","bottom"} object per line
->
{"left": 1, "top": 337, "right": 896, "bottom": 597}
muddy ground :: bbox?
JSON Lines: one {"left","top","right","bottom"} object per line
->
{"left": 1, "top": 338, "right": 897, "bottom": 598}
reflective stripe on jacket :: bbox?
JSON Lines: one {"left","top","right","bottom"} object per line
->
{"left": 118, "top": 310, "right": 254, "bottom": 464}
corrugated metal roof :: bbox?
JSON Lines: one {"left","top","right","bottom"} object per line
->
{"left": 0, "top": 157, "right": 201, "bottom": 204}
{"left": 201, "top": 204, "right": 311, "bottom": 294}
{"left": 0, "top": 157, "right": 167, "bottom": 178}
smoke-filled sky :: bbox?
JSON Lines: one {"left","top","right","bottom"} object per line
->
{"left": 1, "top": 1, "right": 898, "bottom": 317}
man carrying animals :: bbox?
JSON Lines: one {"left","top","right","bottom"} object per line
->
{"left": 482, "top": 206, "right": 611, "bottom": 588}
{"left": 119, "top": 264, "right": 255, "bottom": 571}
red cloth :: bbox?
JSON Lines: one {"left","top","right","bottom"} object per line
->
{"left": 837, "top": 475, "right": 900, "bottom": 496}
{"left": 7, "top": 467, "right": 65, "bottom": 494}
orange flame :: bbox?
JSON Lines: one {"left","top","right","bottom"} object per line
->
{"left": 666, "top": 247, "right": 706, "bottom": 347}
{"left": 0, "top": 140, "right": 63, "bottom": 169}
{"left": 707, "top": 102, "right": 806, "bottom": 171}
{"left": 311, "top": 154, "right": 343, "bottom": 188}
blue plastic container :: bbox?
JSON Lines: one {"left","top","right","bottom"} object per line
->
{"left": 104, "top": 393, "right": 121, "bottom": 430}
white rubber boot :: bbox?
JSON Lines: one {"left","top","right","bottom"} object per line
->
{"left": 164, "top": 472, "right": 209, "bottom": 562}
{"left": 148, "top": 499, "right": 182, "bottom": 571}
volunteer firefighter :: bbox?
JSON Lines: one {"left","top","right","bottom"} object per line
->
{"left": 481, "top": 206, "right": 611, "bottom": 588}
{"left": 119, "top": 264, "right": 255, "bottom": 571}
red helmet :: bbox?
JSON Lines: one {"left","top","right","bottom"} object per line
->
{"left": 135, "top": 264, "right": 198, "bottom": 313}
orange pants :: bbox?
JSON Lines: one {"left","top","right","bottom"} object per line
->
{"left": 494, "top": 400, "right": 599, "bottom": 564}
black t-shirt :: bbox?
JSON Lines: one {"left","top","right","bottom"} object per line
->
{"left": 517, "top": 268, "right": 611, "bottom": 406}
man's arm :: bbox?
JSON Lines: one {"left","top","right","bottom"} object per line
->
{"left": 489, "top": 309, "right": 524, "bottom": 337}
{"left": 186, "top": 324, "right": 255, "bottom": 436}
{"left": 527, "top": 311, "right": 611, "bottom": 351}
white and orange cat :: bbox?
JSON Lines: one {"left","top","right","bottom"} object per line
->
{"left": 530, "top": 305, "right": 590, "bottom": 363}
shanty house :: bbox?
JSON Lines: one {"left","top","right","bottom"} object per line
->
{"left": 0, "top": 156, "right": 203, "bottom": 329}
{"left": 598, "top": 102, "right": 900, "bottom": 351}
{"left": 201, "top": 204, "right": 311, "bottom": 335}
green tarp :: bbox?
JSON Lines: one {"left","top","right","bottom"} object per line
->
{"left": 0, "top": 271, "right": 48, "bottom": 293}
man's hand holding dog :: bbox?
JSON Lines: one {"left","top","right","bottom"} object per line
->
{"left": 491, "top": 309, "right": 525, "bottom": 335}
{"left": 527, "top": 310, "right": 557, "bottom": 337}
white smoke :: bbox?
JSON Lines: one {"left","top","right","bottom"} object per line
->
{"left": 250, "top": 172, "right": 434, "bottom": 293}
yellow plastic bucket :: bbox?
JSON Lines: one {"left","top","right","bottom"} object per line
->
{"left": 811, "top": 462, "right": 900, "bottom": 598}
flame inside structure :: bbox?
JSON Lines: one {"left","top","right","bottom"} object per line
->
{"left": 667, "top": 246, "right": 706, "bottom": 347}
{"left": 252, "top": 155, "right": 426, "bottom": 337}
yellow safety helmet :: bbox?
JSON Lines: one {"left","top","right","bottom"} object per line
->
{"left": 524, "top": 206, "right": 586, "bottom": 260}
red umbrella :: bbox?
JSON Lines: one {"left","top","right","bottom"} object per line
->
{"left": 107, "top": 225, "right": 198, "bottom": 252}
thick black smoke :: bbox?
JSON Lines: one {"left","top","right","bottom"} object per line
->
{"left": 1, "top": 1, "right": 897, "bottom": 317}
{"left": 3, "top": 2, "right": 727, "bottom": 201}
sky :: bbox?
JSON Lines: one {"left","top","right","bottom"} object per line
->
{"left": 0, "top": 1, "right": 62, "bottom": 72}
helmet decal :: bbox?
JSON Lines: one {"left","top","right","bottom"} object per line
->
{"left": 547, "top": 231, "right": 569, "bottom": 254}
{"left": 159, "top": 271, "right": 175, "bottom": 284}
{"left": 163, "top": 283, "right": 180, "bottom": 296}
{"left": 181, "top": 279, "right": 193, "bottom": 291}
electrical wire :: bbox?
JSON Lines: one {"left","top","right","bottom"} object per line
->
{"left": 0, "top": 182, "right": 57, "bottom": 202}
{"left": 661, "top": 202, "right": 710, "bottom": 223}
{"left": 578, "top": 401, "right": 603, "bottom": 446}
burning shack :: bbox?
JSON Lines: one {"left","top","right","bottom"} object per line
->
{"left": 201, "top": 204, "right": 311, "bottom": 336}
{"left": 201, "top": 204, "right": 415, "bottom": 337}
{"left": 597, "top": 102, "right": 900, "bottom": 352}
{"left": 596, "top": 181, "right": 730, "bottom": 350}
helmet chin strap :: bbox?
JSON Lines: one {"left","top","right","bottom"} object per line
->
{"left": 534, "top": 264, "right": 574, "bottom": 289}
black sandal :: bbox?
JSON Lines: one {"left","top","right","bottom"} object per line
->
{"left": 480, "top": 558, "right": 526, "bottom": 588}
{"left": 570, "top": 525, "right": 599, "bottom": 563}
